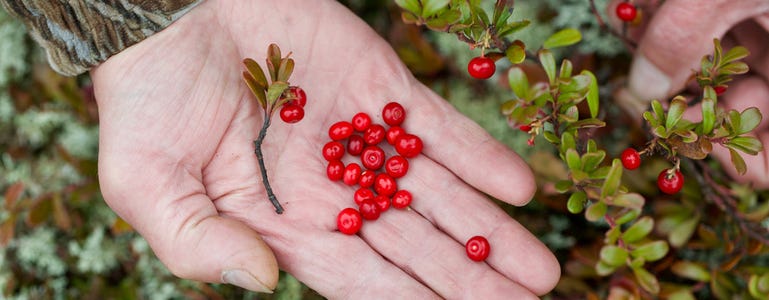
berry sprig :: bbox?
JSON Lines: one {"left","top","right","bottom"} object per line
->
{"left": 242, "top": 44, "right": 307, "bottom": 214}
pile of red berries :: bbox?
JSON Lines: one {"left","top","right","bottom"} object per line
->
{"left": 326, "top": 102, "right": 423, "bottom": 235}
{"left": 620, "top": 148, "right": 684, "bottom": 195}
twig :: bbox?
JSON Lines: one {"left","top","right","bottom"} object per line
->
{"left": 254, "top": 114, "right": 284, "bottom": 214}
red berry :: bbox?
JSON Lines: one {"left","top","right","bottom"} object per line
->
{"left": 359, "top": 199, "right": 381, "bottom": 220}
{"left": 363, "top": 124, "right": 386, "bottom": 145}
{"left": 353, "top": 188, "right": 375, "bottom": 206}
{"left": 714, "top": 85, "right": 727, "bottom": 96}
{"left": 326, "top": 160, "right": 345, "bottom": 181}
{"left": 286, "top": 86, "right": 307, "bottom": 107}
{"left": 465, "top": 236, "right": 490, "bottom": 262}
{"left": 337, "top": 208, "right": 363, "bottom": 235}
{"left": 359, "top": 170, "right": 376, "bottom": 188}
{"left": 347, "top": 135, "right": 365, "bottom": 156}
{"left": 322, "top": 141, "right": 345, "bottom": 161}
{"left": 519, "top": 124, "right": 532, "bottom": 132}
{"left": 329, "top": 121, "right": 354, "bottom": 140}
{"left": 385, "top": 155, "right": 409, "bottom": 178}
{"left": 395, "top": 134, "right": 423, "bottom": 158}
{"left": 373, "top": 194, "right": 391, "bottom": 212}
{"left": 374, "top": 173, "right": 398, "bottom": 197}
{"left": 382, "top": 102, "right": 406, "bottom": 126}
{"left": 467, "top": 56, "right": 496, "bottom": 79}
{"left": 620, "top": 148, "right": 641, "bottom": 170}
{"left": 279, "top": 104, "right": 304, "bottom": 123}
{"left": 657, "top": 169, "right": 684, "bottom": 195}
{"left": 352, "top": 112, "right": 372, "bottom": 132}
{"left": 343, "top": 163, "right": 362, "bottom": 186}
{"left": 616, "top": 2, "right": 637, "bottom": 22}
{"left": 361, "top": 145, "right": 386, "bottom": 170}
{"left": 391, "top": 190, "right": 413, "bottom": 209}
{"left": 386, "top": 126, "right": 406, "bottom": 145}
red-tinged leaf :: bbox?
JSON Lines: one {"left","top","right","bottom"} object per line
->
{"left": 0, "top": 215, "right": 16, "bottom": 246}
{"left": 26, "top": 195, "right": 53, "bottom": 227}
{"left": 242, "top": 58, "right": 268, "bottom": 89}
{"left": 52, "top": 195, "right": 71, "bottom": 230}
{"left": 4, "top": 181, "right": 24, "bottom": 210}
{"left": 111, "top": 217, "right": 134, "bottom": 235}
{"left": 633, "top": 266, "right": 660, "bottom": 294}
{"left": 277, "top": 57, "right": 295, "bottom": 83}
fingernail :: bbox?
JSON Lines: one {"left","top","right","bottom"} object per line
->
{"left": 628, "top": 54, "right": 671, "bottom": 102}
{"left": 222, "top": 269, "right": 273, "bottom": 294}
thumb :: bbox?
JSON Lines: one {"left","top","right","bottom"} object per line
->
{"left": 98, "top": 159, "right": 279, "bottom": 293}
{"left": 618, "top": 0, "right": 769, "bottom": 116}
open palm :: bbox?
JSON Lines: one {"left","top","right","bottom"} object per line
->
{"left": 91, "top": 0, "right": 558, "bottom": 298}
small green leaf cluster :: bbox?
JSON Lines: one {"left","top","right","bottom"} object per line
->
{"left": 242, "top": 44, "right": 299, "bottom": 114}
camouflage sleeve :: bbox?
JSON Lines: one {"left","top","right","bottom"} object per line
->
{"left": 0, "top": 0, "right": 203, "bottom": 76}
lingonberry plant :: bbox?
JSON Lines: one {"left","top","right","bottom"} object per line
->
{"left": 242, "top": 43, "right": 307, "bottom": 214}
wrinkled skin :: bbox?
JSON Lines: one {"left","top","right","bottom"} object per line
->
{"left": 91, "top": 0, "right": 559, "bottom": 298}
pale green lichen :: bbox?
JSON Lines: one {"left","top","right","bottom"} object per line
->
{"left": 13, "top": 227, "right": 67, "bottom": 277}
{"left": 0, "top": 7, "right": 29, "bottom": 86}
{"left": 68, "top": 227, "right": 121, "bottom": 274}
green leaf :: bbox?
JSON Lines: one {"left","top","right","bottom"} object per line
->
{"left": 721, "top": 45, "right": 749, "bottom": 64}
{"left": 543, "top": 131, "right": 560, "bottom": 144}
{"left": 600, "top": 245, "right": 629, "bottom": 267}
{"left": 596, "top": 260, "right": 618, "bottom": 276}
{"left": 727, "top": 136, "right": 763, "bottom": 155}
{"left": 631, "top": 241, "right": 669, "bottom": 262}
{"left": 720, "top": 61, "right": 749, "bottom": 75}
{"left": 615, "top": 210, "right": 640, "bottom": 226}
{"left": 611, "top": 193, "right": 645, "bottom": 211}
{"left": 728, "top": 148, "right": 747, "bottom": 175}
{"left": 669, "top": 216, "right": 699, "bottom": 248}
{"left": 496, "top": 19, "right": 531, "bottom": 37}
{"left": 671, "top": 261, "right": 711, "bottom": 282}
{"left": 539, "top": 50, "right": 557, "bottom": 85}
{"left": 426, "top": 9, "right": 462, "bottom": 30}
{"left": 243, "top": 58, "right": 269, "bottom": 89}
{"left": 558, "top": 59, "right": 573, "bottom": 79}
{"left": 622, "top": 216, "right": 654, "bottom": 244}
{"left": 567, "top": 191, "right": 587, "bottom": 214}
{"left": 585, "top": 201, "right": 607, "bottom": 222}
{"left": 560, "top": 132, "right": 576, "bottom": 154}
{"left": 569, "top": 118, "right": 606, "bottom": 130}
{"left": 666, "top": 96, "right": 687, "bottom": 129}
{"left": 565, "top": 149, "right": 582, "bottom": 171}
{"left": 277, "top": 58, "right": 295, "bottom": 83}
{"left": 505, "top": 41, "right": 526, "bottom": 64}
{"left": 492, "top": 0, "right": 513, "bottom": 28}
{"left": 543, "top": 28, "right": 582, "bottom": 49}
{"left": 422, "top": 0, "right": 450, "bottom": 17}
{"left": 508, "top": 67, "right": 529, "bottom": 99}
{"left": 737, "top": 107, "right": 762, "bottom": 135}
{"left": 242, "top": 72, "right": 267, "bottom": 109}
{"left": 266, "top": 82, "right": 289, "bottom": 104}
{"left": 600, "top": 159, "right": 623, "bottom": 200}
{"left": 633, "top": 266, "right": 660, "bottom": 294}
{"left": 581, "top": 151, "right": 606, "bottom": 172}
{"left": 395, "top": 0, "right": 422, "bottom": 15}
{"left": 267, "top": 44, "right": 282, "bottom": 82}
{"left": 581, "top": 71, "right": 599, "bottom": 118}
{"left": 728, "top": 109, "right": 741, "bottom": 133}
{"left": 555, "top": 180, "right": 573, "bottom": 193}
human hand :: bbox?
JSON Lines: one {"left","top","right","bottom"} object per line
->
{"left": 613, "top": 0, "right": 769, "bottom": 186}
{"left": 91, "top": 0, "right": 559, "bottom": 298}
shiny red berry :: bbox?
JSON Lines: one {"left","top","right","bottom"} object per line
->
{"left": 374, "top": 173, "right": 398, "bottom": 197}
{"left": 354, "top": 188, "right": 375, "bottom": 206}
{"left": 385, "top": 155, "right": 409, "bottom": 178}
{"left": 386, "top": 126, "right": 406, "bottom": 145}
{"left": 714, "top": 85, "right": 727, "bottom": 96}
{"left": 620, "top": 148, "right": 641, "bottom": 170}
{"left": 322, "top": 141, "right": 345, "bottom": 161}
{"left": 352, "top": 112, "right": 372, "bottom": 131}
{"left": 347, "top": 135, "right": 365, "bottom": 156}
{"left": 329, "top": 121, "right": 354, "bottom": 140}
{"left": 326, "top": 160, "right": 344, "bottom": 181}
{"left": 374, "top": 195, "right": 391, "bottom": 212}
{"left": 466, "top": 236, "right": 490, "bottom": 261}
{"left": 359, "top": 199, "right": 381, "bottom": 220}
{"left": 363, "top": 124, "right": 386, "bottom": 145}
{"left": 337, "top": 208, "right": 363, "bottom": 235}
{"left": 467, "top": 56, "right": 496, "bottom": 79}
{"left": 279, "top": 104, "right": 304, "bottom": 123}
{"left": 616, "top": 2, "right": 637, "bottom": 22}
{"left": 382, "top": 102, "right": 406, "bottom": 126}
{"left": 395, "top": 134, "right": 423, "bottom": 158}
{"left": 519, "top": 124, "right": 532, "bottom": 132}
{"left": 361, "top": 145, "right": 386, "bottom": 170}
{"left": 286, "top": 86, "right": 307, "bottom": 107}
{"left": 343, "top": 163, "right": 362, "bottom": 186}
{"left": 359, "top": 170, "right": 376, "bottom": 188}
{"left": 391, "top": 190, "right": 413, "bottom": 209}
{"left": 657, "top": 169, "right": 684, "bottom": 195}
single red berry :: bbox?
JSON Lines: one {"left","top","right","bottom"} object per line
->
{"left": 347, "top": 135, "right": 365, "bottom": 156}
{"left": 466, "top": 236, "right": 490, "bottom": 261}
{"left": 322, "top": 141, "right": 345, "bottom": 161}
{"left": 352, "top": 112, "right": 372, "bottom": 132}
{"left": 329, "top": 121, "right": 354, "bottom": 140}
{"left": 374, "top": 173, "right": 398, "bottom": 197}
{"left": 363, "top": 124, "right": 386, "bottom": 145}
{"left": 385, "top": 155, "right": 409, "bottom": 179}
{"left": 657, "top": 169, "right": 684, "bottom": 195}
{"left": 353, "top": 188, "right": 375, "bottom": 206}
{"left": 361, "top": 145, "right": 386, "bottom": 170}
{"left": 395, "top": 134, "right": 423, "bottom": 158}
{"left": 714, "top": 85, "right": 728, "bottom": 96}
{"left": 358, "top": 199, "right": 381, "bottom": 220}
{"left": 279, "top": 104, "right": 305, "bottom": 123}
{"left": 373, "top": 195, "right": 391, "bottom": 212}
{"left": 519, "top": 124, "right": 532, "bottom": 132}
{"left": 616, "top": 2, "right": 637, "bottom": 22}
{"left": 391, "top": 190, "right": 413, "bottom": 209}
{"left": 286, "top": 86, "right": 307, "bottom": 107}
{"left": 359, "top": 170, "right": 376, "bottom": 188}
{"left": 620, "top": 148, "right": 641, "bottom": 170}
{"left": 382, "top": 102, "right": 406, "bottom": 126}
{"left": 386, "top": 126, "right": 406, "bottom": 145}
{"left": 343, "top": 163, "right": 362, "bottom": 186}
{"left": 467, "top": 56, "right": 496, "bottom": 79}
{"left": 337, "top": 208, "right": 363, "bottom": 235}
{"left": 327, "top": 160, "right": 345, "bottom": 181}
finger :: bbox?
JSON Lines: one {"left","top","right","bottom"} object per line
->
{"left": 619, "top": 0, "right": 769, "bottom": 115}
{"left": 97, "top": 152, "right": 279, "bottom": 293}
